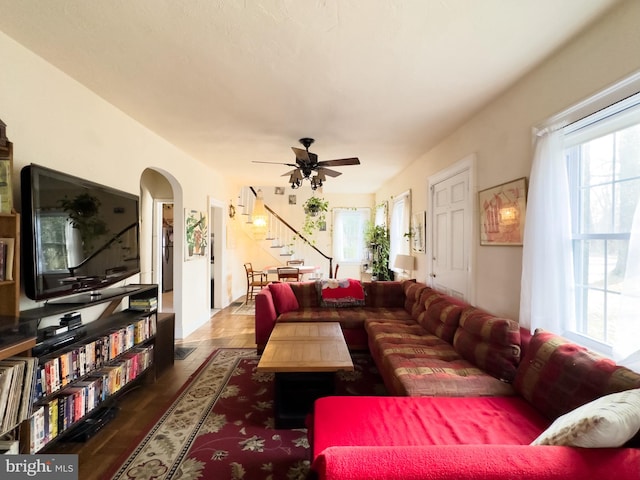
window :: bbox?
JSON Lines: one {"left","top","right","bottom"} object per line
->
{"left": 565, "top": 97, "right": 640, "bottom": 353}
{"left": 389, "top": 191, "right": 410, "bottom": 271}
{"left": 521, "top": 77, "right": 640, "bottom": 364}
{"left": 332, "top": 208, "right": 370, "bottom": 264}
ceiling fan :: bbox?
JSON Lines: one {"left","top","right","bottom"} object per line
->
{"left": 252, "top": 138, "right": 360, "bottom": 190}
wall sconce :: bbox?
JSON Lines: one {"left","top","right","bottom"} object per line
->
{"left": 228, "top": 200, "right": 236, "bottom": 219}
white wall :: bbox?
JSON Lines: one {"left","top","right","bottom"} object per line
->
{"left": 376, "top": 0, "right": 640, "bottom": 320}
{"left": 0, "top": 31, "right": 244, "bottom": 338}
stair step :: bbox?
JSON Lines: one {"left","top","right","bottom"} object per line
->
{"left": 270, "top": 244, "right": 284, "bottom": 248}
{"left": 280, "top": 253, "right": 293, "bottom": 257}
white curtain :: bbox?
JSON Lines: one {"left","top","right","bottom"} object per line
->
{"left": 519, "top": 128, "right": 575, "bottom": 333}
{"left": 389, "top": 192, "right": 410, "bottom": 272}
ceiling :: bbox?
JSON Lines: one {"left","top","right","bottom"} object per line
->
{"left": 0, "top": 0, "right": 621, "bottom": 193}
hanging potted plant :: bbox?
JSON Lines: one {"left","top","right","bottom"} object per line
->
{"left": 302, "top": 195, "right": 329, "bottom": 239}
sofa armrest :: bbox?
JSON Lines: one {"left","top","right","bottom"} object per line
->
{"left": 312, "top": 445, "right": 640, "bottom": 480}
{"left": 255, "top": 286, "right": 277, "bottom": 350}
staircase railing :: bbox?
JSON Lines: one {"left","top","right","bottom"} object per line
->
{"left": 249, "top": 187, "right": 334, "bottom": 278}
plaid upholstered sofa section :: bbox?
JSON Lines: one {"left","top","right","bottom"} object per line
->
{"left": 255, "top": 280, "right": 414, "bottom": 352}
{"left": 365, "top": 285, "right": 522, "bottom": 397}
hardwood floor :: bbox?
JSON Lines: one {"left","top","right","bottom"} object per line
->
{"left": 48, "top": 297, "right": 255, "bottom": 480}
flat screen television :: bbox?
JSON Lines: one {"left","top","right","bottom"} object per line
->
{"left": 21, "top": 164, "right": 141, "bottom": 303}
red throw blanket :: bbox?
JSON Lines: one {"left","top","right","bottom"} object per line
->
{"left": 319, "top": 278, "right": 365, "bottom": 307}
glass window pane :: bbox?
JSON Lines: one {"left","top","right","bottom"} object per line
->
{"left": 581, "top": 135, "right": 614, "bottom": 186}
{"left": 615, "top": 124, "right": 640, "bottom": 181}
{"left": 585, "top": 289, "right": 606, "bottom": 342}
{"left": 614, "top": 178, "right": 640, "bottom": 233}
{"left": 606, "top": 239, "right": 627, "bottom": 294}
{"left": 584, "top": 239, "right": 605, "bottom": 287}
{"left": 580, "top": 184, "right": 612, "bottom": 234}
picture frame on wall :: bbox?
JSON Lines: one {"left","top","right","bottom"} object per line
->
{"left": 411, "top": 211, "right": 426, "bottom": 253}
{"left": 0, "top": 121, "right": 13, "bottom": 214}
{"left": 185, "top": 209, "right": 208, "bottom": 259}
{"left": 478, "top": 177, "right": 527, "bottom": 246}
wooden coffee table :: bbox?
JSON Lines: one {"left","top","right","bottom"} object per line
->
{"left": 257, "top": 322, "right": 354, "bottom": 428}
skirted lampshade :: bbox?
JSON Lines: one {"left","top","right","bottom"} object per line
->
{"left": 394, "top": 254, "right": 415, "bottom": 277}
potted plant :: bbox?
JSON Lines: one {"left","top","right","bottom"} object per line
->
{"left": 302, "top": 195, "right": 329, "bottom": 239}
{"left": 365, "top": 223, "right": 392, "bottom": 281}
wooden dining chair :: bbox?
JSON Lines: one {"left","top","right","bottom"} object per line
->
{"left": 244, "top": 262, "right": 268, "bottom": 301}
{"left": 277, "top": 267, "right": 301, "bottom": 282}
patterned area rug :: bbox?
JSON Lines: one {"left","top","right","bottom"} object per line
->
{"left": 107, "top": 348, "right": 386, "bottom": 480}
{"left": 232, "top": 299, "right": 255, "bottom": 315}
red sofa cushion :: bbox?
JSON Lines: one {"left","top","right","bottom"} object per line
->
{"left": 364, "top": 281, "right": 406, "bottom": 308}
{"left": 453, "top": 307, "right": 521, "bottom": 382}
{"left": 402, "top": 281, "right": 428, "bottom": 318}
{"left": 417, "top": 294, "right": 465, "bottom": 344}
{"left": 310, "top": 395, "right": 549, "bottom": 459}
{"left": 268, "top": 282, "right": 299, "bottom": 313}
{"left": 514, "top": 329, "right": 640, "bottom": 420}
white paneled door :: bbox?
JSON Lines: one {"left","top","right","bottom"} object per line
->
{"left": 430, "top": 166, "right": 472, "bottom": 300}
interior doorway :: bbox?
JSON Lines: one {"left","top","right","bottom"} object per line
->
{"left": 209, "top": 198, "right": 224, "bottom": 311}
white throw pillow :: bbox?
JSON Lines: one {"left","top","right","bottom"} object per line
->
{"left": 531, "top": 388, "right": 640, "bottom": 448}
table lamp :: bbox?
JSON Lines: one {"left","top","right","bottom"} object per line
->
{"left": 394, "top": 254, "right": 415, "bottom": 280}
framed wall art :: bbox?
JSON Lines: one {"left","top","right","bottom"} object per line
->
{"left": 479, "top": 177, "right": 527, "bottom": 246}
{"left": 411, "top": 211, "right": 426, "bottom": 253}
{"left": 0, "top": 120, "right": 13, "bottom": 214}
{"left": 185, "top": 209, "right": 208, "bottom": 259}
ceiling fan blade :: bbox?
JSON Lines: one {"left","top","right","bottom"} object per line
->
{"left": 291, "top": 147, "right": 318, "bottom": 165}
{"left": 253, "top": 161, "right": 298, "bottom": 167}
{"left": 291, "top": 147, "right": 310, "bottom": 163}
{"left": 281, "top": 168, "right": 300, "bottom": 177}
{"left": 317, "top": 157, "right": 360, "bottom": 167}
{"left": 318, "top": 167, "right": 342, "bottom": 177}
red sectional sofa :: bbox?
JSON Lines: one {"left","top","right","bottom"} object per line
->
{"left": 255, "top": 280, "right": 640, "bottom": 479}
{"left": 308, "top": 321, "right": 640, "bottom": 479}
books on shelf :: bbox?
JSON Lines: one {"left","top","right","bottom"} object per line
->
{"left": 0, "top": 357, "right": 38, "bottom": 437}
{"left": 28, "top": 345, "right": 153, "bottom": 453}
{"left": 129, "top": 297, "right": 157, "bottom": 311}
{"left": 33, "top": 315, "right": 156, "bottom": 402}
{"left": 0, "top": 237, "right": 15, "bottom": 281}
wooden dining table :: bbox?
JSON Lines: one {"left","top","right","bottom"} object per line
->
{"left": 262, "top": 265, "right": 320, "bottom": 279}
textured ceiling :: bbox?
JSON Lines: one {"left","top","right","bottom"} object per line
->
{"left": 0, "top": 0, "right": 620, "bottom": 193}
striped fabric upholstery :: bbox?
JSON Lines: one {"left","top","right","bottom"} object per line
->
{"left": 364, "top": 281, "right": 406, "bottom": 308}
{"left": 416, "top": 293, "right": 465, "bottom": 344}
{"left": 387, "top": 355, "right": 517, "bottom": 397}
{"left": 403, "top": 281, "right": 430, "bottom": 319}
{"left": 513, "top": 330, "right": 640, "bottom": 420}
{"left": 289, "top": 282, "right": 320, "bottom": 308}
{"left": 365, "top": 318, "right": 516, "bottom": 397}
{"left": 453, "top": 307, "right": 521, "bottom": 383}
